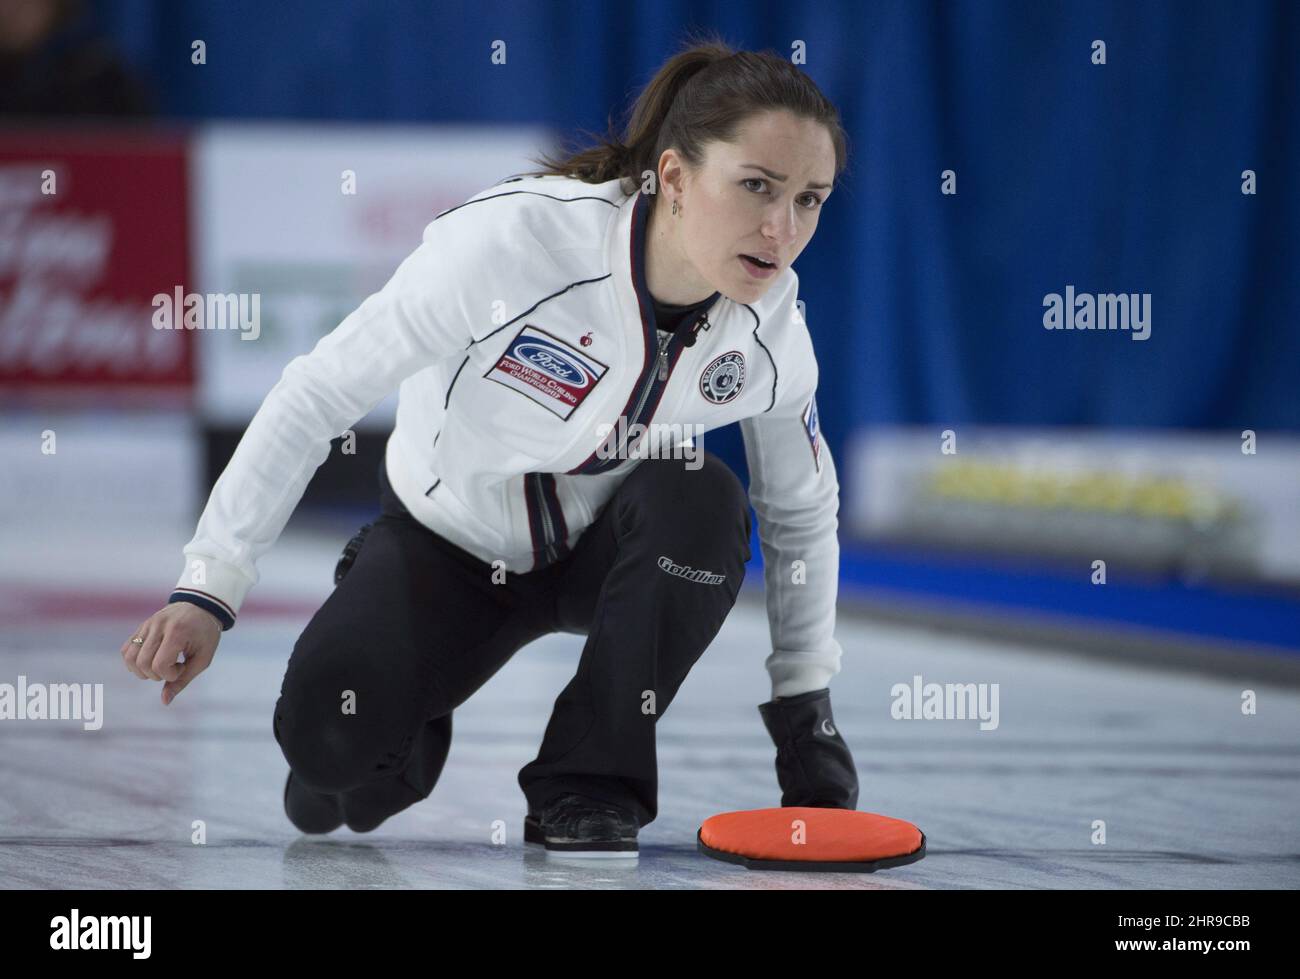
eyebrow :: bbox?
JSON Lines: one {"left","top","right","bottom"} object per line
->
{"left": 739, "top": 163, "right": 833, "bottom": 191}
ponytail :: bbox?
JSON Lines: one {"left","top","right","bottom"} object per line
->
{"left": 521, "top": 30, "right": 847, "bottom": 194}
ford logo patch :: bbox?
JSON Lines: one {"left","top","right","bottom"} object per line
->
{"left": 515, "top": 342, "right": 587, "bottom": 386}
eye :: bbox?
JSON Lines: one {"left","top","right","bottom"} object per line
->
{"left": 741, "top": 178, "right": 824, "bottom": 210}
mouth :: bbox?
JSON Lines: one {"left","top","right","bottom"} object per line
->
{"left": 739, "top": 254, "right": 778, "bottom": 278}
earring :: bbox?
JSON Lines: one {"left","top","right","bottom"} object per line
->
{"left": 672, "top": 200, "right": 679, "bottom": 216}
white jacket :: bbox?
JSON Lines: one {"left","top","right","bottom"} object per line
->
{"left": 171, "top": 174, "right": 843, "bottom": 696}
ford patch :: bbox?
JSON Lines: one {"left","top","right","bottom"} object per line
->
{"left": 487, "top": 324, "right": 608, "bottom": 420}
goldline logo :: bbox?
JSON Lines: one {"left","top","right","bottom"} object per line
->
{"left": 656, "top": 555, "right": 726, "bottom": 585}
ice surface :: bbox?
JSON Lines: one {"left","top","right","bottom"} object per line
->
{"left": 3, "top": 517, "right": 1298, "bottom": 890}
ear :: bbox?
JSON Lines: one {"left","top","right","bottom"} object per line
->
{"left": 658, "top": 148, "right": 687, "bottom": 202}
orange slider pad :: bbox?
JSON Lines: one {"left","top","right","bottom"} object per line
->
{"left": 698, "top": 807, "right": 926, "bottom": 872}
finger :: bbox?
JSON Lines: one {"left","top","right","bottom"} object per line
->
{"left": 122, "top": 647, "right": 148, "bottom": 679}
{"left": 122, "top": 624, "right": 151, "bottom": 679}
{"left": 134, "top": 624, "right": 165, "bottom": 681}
{"left": 119, "top": 621, "right": 148, "bottom": 658}
{"left": 150, "top": 628, "right": 186, "bottom": 681}
{"left": 162, "top": 651, "right": 210, "bottom": 706}
{"left": 120, "top": 620, "right": 149, "bottom": 661}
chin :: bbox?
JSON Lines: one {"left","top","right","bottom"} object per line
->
{"left": 730, "top": 279, "right": 772, "bottom": 303}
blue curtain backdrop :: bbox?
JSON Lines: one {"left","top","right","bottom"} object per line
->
{"left": 89, "top": 0, "right": 1300, "bottom": 461}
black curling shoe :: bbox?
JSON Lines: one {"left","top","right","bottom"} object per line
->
{"left": 524, "top": 793, "right": 639, "bottom": 856}
{"left": 284, "top": 771, "right": 345, "bottom": 834}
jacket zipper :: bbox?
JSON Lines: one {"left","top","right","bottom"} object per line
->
{"left": 611, "top": 330, "right": 673, "bottom": 461}
{"left": 656, "top": 330, "right": 672, "bottom": 381}
{"left": 534, "top": 473, "right": 557, "bottom": 564}
{"left": 534, "top": 301, "right": 719, "bottom": 560}
{"left": 623, "top": 310, "right": 709, "bottom": 454}
{"left": 644, "top": 328, "right": 672, "bottom": 392}
{"left": 575, "top": 302, "right": 714, "bottom": 477}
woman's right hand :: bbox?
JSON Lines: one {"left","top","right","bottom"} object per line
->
{"left": 120, "top": 601, "right": 223, "bottom": 706}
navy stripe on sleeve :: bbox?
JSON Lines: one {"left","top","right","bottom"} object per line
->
{"left": 168, "top": 590, "right": 236, "bottom": 632}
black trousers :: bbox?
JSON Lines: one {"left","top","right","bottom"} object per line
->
{"left": 272, "top": 449, "right": 752, "bottom": 831}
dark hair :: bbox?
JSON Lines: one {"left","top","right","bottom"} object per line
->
{"left": 520, "top": 31, "right": 848, "bottom": 195}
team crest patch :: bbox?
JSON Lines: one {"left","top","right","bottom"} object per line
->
{"left": 486, "top": 324, "right": 608, "bottom": 420}
{"left": 699, "top": 351, "right": 745, "bottom": 405}
{"left": 802, "top": 396, "right": 822, "bottom": 472}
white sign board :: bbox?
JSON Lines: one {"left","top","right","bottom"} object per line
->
{"left": 191, "top": 123, "right": 555, "bottom": 426}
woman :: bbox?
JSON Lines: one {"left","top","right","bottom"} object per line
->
{"left": 120, "top": 37, "right": 859, "bottom": 857}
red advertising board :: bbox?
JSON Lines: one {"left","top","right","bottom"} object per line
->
{"left": 0, "top": 129, "right": 192, "bottom": 405}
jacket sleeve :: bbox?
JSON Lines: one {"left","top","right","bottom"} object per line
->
{"left": 738, "top": 289, "right": 844, "bottom": 698}
{"left": 169, "top": 218, "right": 488, "bottom": 630}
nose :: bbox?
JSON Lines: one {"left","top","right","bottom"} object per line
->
{"left": 760, "top": 199, "right": 799, "bottom": 248}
